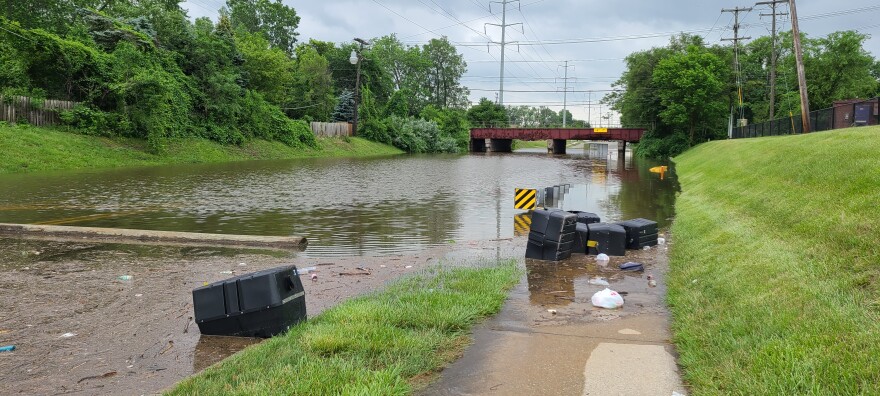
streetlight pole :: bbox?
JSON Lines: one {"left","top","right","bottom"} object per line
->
{"left": 349, "top": 38, "right": 370, "bottom": 136}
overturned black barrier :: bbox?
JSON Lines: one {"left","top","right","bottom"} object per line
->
{"left": 586, "top": 223, "right": 627, "bottom": 256}
{"left": 193, "top": 265, "right": 307, "bottom": 338}
{"left": 568, "top": 211, "right": 601, "bottom": 226}
{"left": 616, "top": 218, "right": 659, "bottom": 249}
{"left": 526, "top": 209, "right": 577, "bottom": 261}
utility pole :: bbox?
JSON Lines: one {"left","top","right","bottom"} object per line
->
{"left": 558, "top": 61, "right": 574, "bottom": 127}
{"left": 789, "top": 0, "right": 811, "bottom": 132}
{"left": 757, "top": 0, "right": 788, "bottom": 120}
{"left": 486, "top": 0, "right": 521, "bottom": 107}
{"left": 722, "top": 6, "right": 753, "bottom": 126}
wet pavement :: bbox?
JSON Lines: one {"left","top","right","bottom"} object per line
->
{"left": 0, "top": 238, "right": 490, "bottom": 395}
{"left": 421, "top": 234, "right": 687, "bottom": 396}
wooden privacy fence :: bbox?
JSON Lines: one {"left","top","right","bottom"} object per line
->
{"left": 310, "top": 122, "right": 352, "bottom": 137}
{"left": 0, "top": 96, "right": 78, "bottom": 127}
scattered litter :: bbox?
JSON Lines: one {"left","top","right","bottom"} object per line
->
{"left": 219, "top": 271, "right": 233, "bottom": 275}
{"left": 298, "top": 266, "right": 317, "bottom": 274}
{"left": 547, "top": 309, "right": 557, "bottom": 315}
{"left": 405, "top": 265, "right": 413, "bottom": 269}
{"left": 595, "top": 253, "right": 610, "bottom": 266}
{"left": 355, "top": 266, "right": 369, "bottom": 272}
{"left": 648, "top": 279, "right": 657, "bottom": 287}
{"left": 619, "top": 262, "right": 644, "bottom": 272}
{"left": 691, "top": 279, "right": 698, "bottom": 284}
{"left": 23, "top": 267, "right": 29, "bottom": 270}
{"left": 77, "top": 371, "right": 117, "bottom": 383}
{"left": 127, "top": 365, "right": 134, "bottom": 369}
{"left": 379, "top": 265, "right": 386, "bottom": 268}
{"left": 203, "top": 281, "right": 208, "bottom": 286}
{"left": 135, "top": 294, "right": 143, "bottom": 297}
{"left": 618, "top": 328, "right": 642, "bottom": 335}
{"left": 238, "top": 263, "right": 247, "bottom": 267}
{"left": 310, "top": 273, "right": 318, "bottom": 281}
{"left": 60, "top": 332, "right": 76, "bottom": 338}
{"left": 591, "top": 288, "right": 624, "bottom": 309}
{"left": 658, "top": 237, "right": 666, "bottom": 245}
{"left": 672, "top": 392, "right": 686, "bottom": 396}
{"left": 588, "top": 277, "right": 610, "bottom": 286}
{"left": 117, "top": 275, "right": 132, "bottom": 281}
{"left": 0, "top": 345, "right": 15, "bottom": 352}
{"left": 642, "top": 246, "right": 651, "bottom": 250}
{"left": 338, "top": 271, "right": 371, "bottom": 276}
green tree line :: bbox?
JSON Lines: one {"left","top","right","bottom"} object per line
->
{"left": 0, "top": 0, "right": 480, "bottom": 153}
{"left": 604, "top": 31, "right": 880, "bottom": 158}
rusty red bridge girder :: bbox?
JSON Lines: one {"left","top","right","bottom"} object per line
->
{"left": 469, "top": 127, "right": 648, "bottom": 154}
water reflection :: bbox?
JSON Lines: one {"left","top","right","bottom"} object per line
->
{"left": 0, "top": 147, "right": 678, "bottom": 257}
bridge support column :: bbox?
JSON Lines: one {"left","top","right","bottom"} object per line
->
{"left": 470, "top": 138, "right": 486, "bottom": 152}
{"left": 552, "top": 139, "right": 566, "bottom": 154}
{"left": 619, "top": 141, "right": 627, "bottom": 155}
{"left": 489, "top": 139, "right": 512, "bottom": 152}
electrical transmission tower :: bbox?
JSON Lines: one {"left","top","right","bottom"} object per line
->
{"left": 756, "top": 0, "right": 788, "bottom": 120}
{"left": 558, "top": 61, "right": 575, "bottom": 127}
{"left": 485, "top": 0, "right": 521, "bottom": 106}
{"left": 722, "top": 6, "right": 753, "bottom": 125}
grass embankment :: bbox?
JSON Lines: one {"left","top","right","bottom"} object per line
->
{"left": 0, "top": 124, "right": 403, "bottom": 174}
{"left": 169, "top": 262, "right": 521, "bottom": 395}
{"left": 669, "top": 127, "right": 880, "bottom": 394}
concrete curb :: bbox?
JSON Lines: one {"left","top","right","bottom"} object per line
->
{"left": 0, "top": 223, "right": 307, "bottom": 251}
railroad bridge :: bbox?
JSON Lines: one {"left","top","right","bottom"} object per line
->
{"left": 469, "top": 128, "right": 647, "bottom": 154}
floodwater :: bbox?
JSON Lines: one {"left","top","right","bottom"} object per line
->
{"left": 0, "top": 146, "right": 679, "bottom": 394}
{"left": 0, "top": 147, "right": 678, "bottom": 257}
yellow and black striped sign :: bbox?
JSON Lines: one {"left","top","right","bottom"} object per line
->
{"left": 513, "top": 213, "right": 532, "bottom": 236}
{"left": 514, "top": 188, "right": 537, "bottom": 210}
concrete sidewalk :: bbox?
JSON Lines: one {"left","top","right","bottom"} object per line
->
{"left": 422, "top": 243, "right": 687, "bottom": 396}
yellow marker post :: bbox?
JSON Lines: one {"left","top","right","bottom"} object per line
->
{"left": 594, "top": 128, "right": 608, "bottom": 133}
{"left": 514, "top": 188, "right": 537, "bottom": 210}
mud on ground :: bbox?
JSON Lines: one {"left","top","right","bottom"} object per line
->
{"left": 0, "top": 238, "right": 496, "bottom": 395}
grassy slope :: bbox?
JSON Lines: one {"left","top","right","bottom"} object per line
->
{"left": 669, "top": 127, "right": 880, "bottom": 395}
{"left": 168, "top": 263, "right": 520, "bottom": 395}
{"left": 0, "top": 124, "right": 403, "bottom": 174}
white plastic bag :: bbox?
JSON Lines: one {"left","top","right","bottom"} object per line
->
{"left": 595, "top": 253, "right": 610, "bottom": 266}
{"left": 591, "top": 288, "right": 624, "bottom": 309}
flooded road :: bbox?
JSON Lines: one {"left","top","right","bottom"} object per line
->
{"left": 0, "top": 149, "right": 677, "bottom": 257}
{"left": 0, "top": 148, "right": 679, "bottom": 394}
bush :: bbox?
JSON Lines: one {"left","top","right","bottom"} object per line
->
{"left": 59, "top": 105, "right": 121, "bottom": 136}
{"left": 635, "top": 130, "right": 691, "bottom": 158}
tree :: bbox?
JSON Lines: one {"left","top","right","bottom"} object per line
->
{"left": 331, "top": 89, "right": 354, "bottom": 122}
{"left": 288, "top": 45, "right": 335, "bottom": 120}
{"left": 235, "top": 29, "right": 293, "bottom": 105}
{"left": 652, "top": 44, "right": 728, "bottom": 144}
{"left": 225, "top": 0, "right": 299, "bottom": 55}
{"left": 422, "top": 37, "right": 468, "bottom": 109}
{"left": 467, "top": 98, "right": 508, "bottom": 128}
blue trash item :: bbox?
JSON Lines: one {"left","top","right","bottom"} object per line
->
{"left": 0, "top": 345, "right": 15, "bottom": 352}
{"left": 619, "top": 262, "right": 644, "bottom": 272}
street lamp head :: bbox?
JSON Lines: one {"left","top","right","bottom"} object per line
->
{"left": 349, "top": 49, "right": 358, "bottom": 65}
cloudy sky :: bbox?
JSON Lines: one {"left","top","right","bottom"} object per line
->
{"left": 182, "top": 0, "right": 880, "bottom": 126}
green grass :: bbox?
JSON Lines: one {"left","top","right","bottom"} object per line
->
{"left": 669, "top": 127, "right": 880, "bottom": 395}
{"left": 0, "top": 123, "right": 403, "bottom": 174}
{"left": 168, "top": 262, "right": 521, "bottom": 395}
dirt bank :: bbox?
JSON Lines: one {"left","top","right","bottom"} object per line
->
{"left": 0, "top": 237, "right": 487, "bottom": 395}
